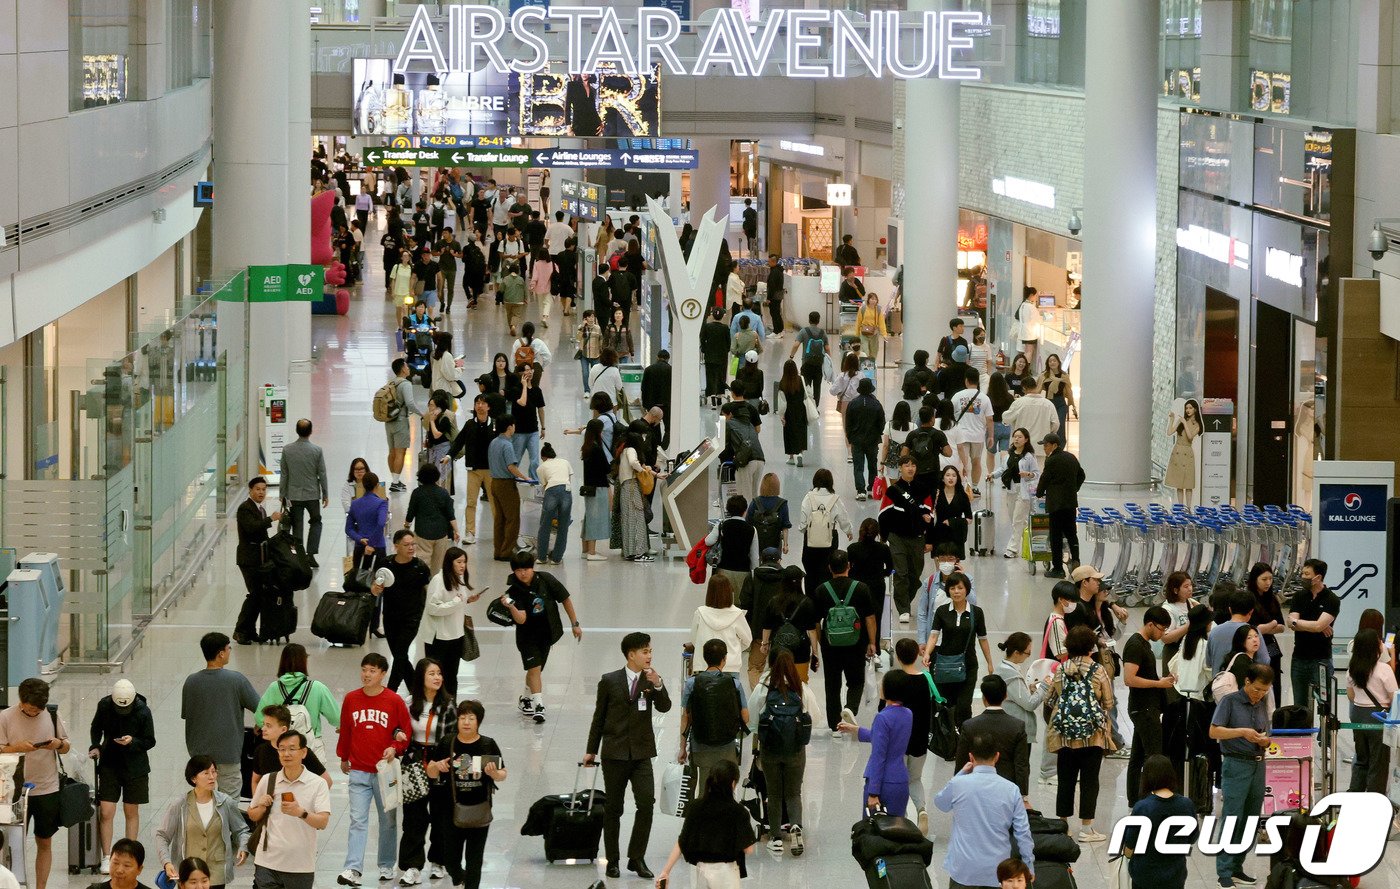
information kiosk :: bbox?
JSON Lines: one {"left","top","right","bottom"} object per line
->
{"left": 661, "top": 438, "right": 720, "bottom": 554}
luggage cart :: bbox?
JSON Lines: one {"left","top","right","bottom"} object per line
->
{"left": 1263, "top": 729, "right": 1318, "bottom": 816}
{"left": 1078, "top": 508, "right": 1108, "bottom": 576}
{"left": 0, "top": 772, "right": 30, "bottom": 887}
{"left": 715, "top": 460, "right": 737, "bottom": 509}
{"left": 1023, "top": 507, "right": 1051, "bottom": 575}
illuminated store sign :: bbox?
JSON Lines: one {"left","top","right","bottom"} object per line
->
{"left": 394, "top": 6, "right": 985, "bottom": 80}
{"left": 1264, "top": 247, "right": 1303, "bottom": 287}
{"left": 779, "top": 140, "right": 825, "bottom": 156}
{"left": 1176, "top": 224, "right": 1250, "bottom": 270}
{"left": 992, "top": 175, "right": 1055, "bottom": 209}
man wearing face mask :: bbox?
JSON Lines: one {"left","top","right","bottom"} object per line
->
{"left": 915, "top": 543, "right": 978, "bottom": 650}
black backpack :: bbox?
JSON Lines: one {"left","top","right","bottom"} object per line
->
{"left": 757, "top": 687, "right": 811, "bottom": 755}
{"left": 771, "top": 604, "right": 805, "bottom": 655}
{"left": 751, "top": 502, "right": 784, "bottom": 551}
{"left": 690, "top": 671, "right": 742, "bottom": 747}
{"left": 261, "top": 525, "right": 314, "bottom": 591}
{"left": 906, "top": 428, "right": 939, "bottom": 475}
{"left": 431, "top": 205, "right": 445, "bottom": 227}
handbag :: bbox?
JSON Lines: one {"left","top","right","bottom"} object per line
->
{"left": 461, "top": 615, "right": 481, "bottom": 661}
{"left": 377, "top": 757, "right": 403, "bottom": 812}
{"left": 637, "top": 467, "right": 656, "bottom": 496}
{"left": 932, "top": 610, "right": 977, "bottom": 685}
{"left": 51, "top": 712, "right": 93, "bottom": 828}
{"left": 486, "top": 596, "right": 515, "bottom": 627}
{"left": 925, "top": 676, "right": 958, "bottom": 761}
{"left": 871, "top": 476, "right": 887, "bottom": 500}
{"left": 861, "top": 324, "right": 877, "bottom": 336}
{"left": 345, "top": 552, "right": 376, "bottom": 593}
{"left": 578, "top": 485, "right": 597, "bottom": 497}
{"left": 401, "top": 732, "right": 432, "bottom": 804}
{"left": 659, "top": 761, "right": 698, "bottom": 818}
{"left": 449, "top": 744, "right": 494, "bottom": 828}
{"left": 804, "top": 396, "right": 819, "bottom": 424}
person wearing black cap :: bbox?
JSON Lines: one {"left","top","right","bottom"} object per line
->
{"left": 738, "top": 548, "right": 787, "bottom": 687}
{"left": 1034, "top": 433, "right": 1085, "bottom": 578}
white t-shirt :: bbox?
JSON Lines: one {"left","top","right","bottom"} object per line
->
{"left": 545, "top": 221, "right": 574, "bottom": 255}
{"left": 492, "top": 194, "right": 512, "bottom": 226}
{"left": 949, "top": 389, "right": 993, "bottom": 445}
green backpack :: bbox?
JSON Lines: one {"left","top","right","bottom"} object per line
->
{"left": 822, "top": 582, "right": 861, "bottom": 647}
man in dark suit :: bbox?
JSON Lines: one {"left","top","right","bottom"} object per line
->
{"left": 233, "top": 476, "right": 281, "bottom": 645}
{"left": 954, "top": 675, "right": 1030, "bottom": 798}
{"left": 592, "top": 264, "right": 612, "bottom": 322}
{"left": 584, "top": 631, "right": 672, "bottom": 880}
{"left": 1035, "top": 432, "right": 1086, "bottom": 578}
{"left": 609, "top": 264, "right": 636, "bottom": 330}
{"left": 699, "top": 307, "right": 731, "bottom": 403}
{"left": 640, "top": 351, "right": 672, "bottom": 449}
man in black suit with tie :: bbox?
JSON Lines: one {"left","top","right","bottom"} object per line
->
{"left": 954, "top": 674, "right": 1031, "bottom": 799}
{"left": 233, "top": 476, "right": 281, "bottom": 645}
{"left": 585, "top": 631, "right": 672, "bottom": 880}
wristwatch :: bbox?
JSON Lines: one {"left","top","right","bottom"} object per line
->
{"left": 299, "top": 811, "right": 308, "bottom": 820}
{"left": 572, "top": 621, "right": 580, "bottom": 628}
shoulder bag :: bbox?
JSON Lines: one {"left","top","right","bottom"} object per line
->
{"left": 461, "top": 614, "right": 481, "bottom": 662}
{"left": 450, "top": 741, "right": 495, "bottom": 828}
{"left": 246, "top": 773, "right": 278, "bottom": 853}
{"left": 932, "top": 608, "right": 977, "bottom": 685}
{"left": 636, "top": 466, "right": 656, "bottom": 497}
{"left": 400, "top": 714, "right": 433, "bottom": 805}
{"left": 51, "top": 711, "right": 93, "bottom": 828}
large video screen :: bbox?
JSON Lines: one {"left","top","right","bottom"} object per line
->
{"left": 353, "top": 60, "right": 660, "bottom": 138}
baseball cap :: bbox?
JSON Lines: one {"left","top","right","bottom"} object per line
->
{"left": 761, "top": 547, "right": 781, "bottom": 563}
{"left": 1070, "top": 565, "right": 1104, "bottom": 583}
{"left": 1039, "top": 432, "right": 1062, "bottom": 447}
{"left": 112, "top": 679, "right": 137, "bottom": 710}
{"left": 782, "top": 564, "right": 806, "bottom": 581}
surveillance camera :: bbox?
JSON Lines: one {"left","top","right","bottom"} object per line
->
{"left": 1368, "top": 226, "right": 1388, "bottom": 261}
{"left": 1067, "top": 212, "right": 1082, "bottom": 237}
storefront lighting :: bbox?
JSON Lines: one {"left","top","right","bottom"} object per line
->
{"left": 992, "top": 175, "right": 1055, "bottom": 209}
{"left": 779, "top": 140, "right": 824, "bottom": 157}
{"left": 827, "top": 183, "right": 853, "bottom": 207}
{"left": 1264, "top": 247, "right": 1303, "bottom": 287}
{"left": 1176, "top": 224, "right": 1249, "bottom": 270}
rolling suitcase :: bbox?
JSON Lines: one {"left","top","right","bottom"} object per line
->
{"left": 310, "top": 589, "right": 375, "bottom": 646}
{"left": 1033, "top": 861, "right": 1078, "bottom": 889}
{"left": 970, "top": 509, "right": 995, "bottom": 556}
{"left": 544, "top": 764, "right": 605, "bottom": 864}
{"left": 864, "top": 853, "right": 933, "bottom": 889}
{"left": 66, "top": 764, "right": 101, "bottom": 875}
{"left": 258, "top": 585, "right": 298, "bottom": 645}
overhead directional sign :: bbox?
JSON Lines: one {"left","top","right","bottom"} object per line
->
{"left": 365, "top": 146, "right": 699, "bottom": 171}
{"left": 363, "top": 147, "right": 531, "bottom": 168}
{"left": 530, "top": 148, "right": 698, "bottom": 170}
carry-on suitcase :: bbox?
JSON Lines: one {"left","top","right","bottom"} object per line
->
{"left": 544, "top": 763, "right": 605, "bottom": 864}
{"left": 258, "top": 585, "right": 299, "bottom": 645}
{"left": 864, "top": 853, "right": 934, "bottom": 889}
{"left": 970, "top": 509, "right": 995, "bottom": 556}
{"left": 1032, "top": 861, "right": 1078, "bottom": 889}
{"left": 310, "top": 589, "right": 375, "bottom": 646}
{"left": 240, "top": 726, "right": 259, "bottom": 799}
{"left": 66, "top": 764, "right": 101, "bottom": 875}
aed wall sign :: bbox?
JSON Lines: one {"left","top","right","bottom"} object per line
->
{"left": 395, "top": 6, "right": 987, "bottom": 80}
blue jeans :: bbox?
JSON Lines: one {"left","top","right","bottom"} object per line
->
{"left": 538, "top": 486, "right": 574, "bottom": 561}
{"left": 345, "top": 768, "right": 398, "bottom": 873}
{"left": 1216, "top": 757, "right": 1265, "bottom": 884}
{"left": 579, "top": 356, "right": 597, "bottom": 392}
{"left": 852, "top": 441, "right": 879, "bottom": 495}
{"left": 993, "top": 422, "right": 1011, "bottom": 453}
{"left": 1290, "top": 657, "right": 1327, "bottom": 711}
{"left": 512, "top": 431, "right": 541, "bottom": 477}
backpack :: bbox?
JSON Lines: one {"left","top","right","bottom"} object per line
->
{"left": 431, "top": 205, "right": 445, "bottom": 227}
{"left": 513, "top": 340, "right": 536, "bottom": 369}
{"left": 804, "top": 496, "right": 837, "bottom": 548}
{"left": 1209, "top": 652, "right": 1250, "bottom": 703}
{"left": 751, "top": 501, "right": 784, "bottom": 551}
{"left": 1051, "top": 662, "right": 1105, "bottom": 742}
{"left": 801, "top": 331, "right": 825, "bottom": 362}
{"left": 906, "top": 428, "right": 939, "bottom": 475}
{"left": 372, "top": 380, "right": 403, "bottom": 422}
{"left": 280, "top": 679, "right": 315, "bottom": 740}
{"left": 729, "top": 424, "right": 756, "bottom": 468}
{"left": 771, "top": 605, "right": 804, "bottom": 655}
{"left": 757, "top": 687, "right": 811, "bottom": 755}
{"left": 690, "top": 671, "right": 742, "bottom": 747}
{"left": 821, "top": 582, "right": 861, "bottom": 647}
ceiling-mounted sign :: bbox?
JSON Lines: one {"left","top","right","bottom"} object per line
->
{"left": 393, "top": 6, "right": 985, "bottom": 80}
{"left": 559, "top": 177, "right": 603, "bottom": 220}
{"left": 364, "top": 147, "right": 532, "bottom": 167}
{"left": 532, "top": 147, "right": 698, "bottom": 169}
{"left": 826, "top": 183, "right": 853, "bottom": 206}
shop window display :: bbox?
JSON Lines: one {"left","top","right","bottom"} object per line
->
{"left": 69, "top": 0, "right": 135, "bottom": 110}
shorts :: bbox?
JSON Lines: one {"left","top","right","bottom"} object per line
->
{"left": 960, "top": 437, "right": 986, "bottom": 455}
{"left": 385, "top": 420, "right": 410, "bottom": 451}
{"left": 517, "top": 639, "right": 552, "bottom": 671}
{"left": 96, "top": 767, "right": 150, "bottom": 804}
{"left": 28, "top": 790, "right": 61, "bottom": 839}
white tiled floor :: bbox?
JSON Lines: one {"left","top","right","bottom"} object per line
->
{"left": 20, "top": 209, "right": 1398, "bottom": 889}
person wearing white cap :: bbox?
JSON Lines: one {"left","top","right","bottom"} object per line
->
{"left": 89, "top": 679, "right": 156, "bottom": 874}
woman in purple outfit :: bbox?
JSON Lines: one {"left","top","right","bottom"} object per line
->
{"left": 838, "top": 672, "right": 913, "bottom": 817}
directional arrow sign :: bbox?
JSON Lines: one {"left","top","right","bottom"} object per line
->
{"left": 362, "top": 147, "right": 530, "bottom": 168}
{"left": 366, "top": 149, "right": 382, "bottom": 165}
{"left": 451, "top": 152, "right": 464, "bottom": 164}
{"left": 363, "top": 146, "right": 698, "bottom": 170}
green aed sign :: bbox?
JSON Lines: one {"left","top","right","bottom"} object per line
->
{"left": 247, "top": 264, "right": 324, "bottom": 302}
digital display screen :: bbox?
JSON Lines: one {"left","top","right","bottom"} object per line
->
{"left": 509, "top": 63, "right": 661, "bottom": 138}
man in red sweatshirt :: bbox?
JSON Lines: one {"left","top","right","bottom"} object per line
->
{"left": 335, "top": 653, "right": 410, "bottom": 887}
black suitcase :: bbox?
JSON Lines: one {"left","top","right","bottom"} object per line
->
{"left": 240, "top": 726, "right": 259, "bottom": 799}
{"left": 311, "top": 589, "right": 375, "bottom": 646}
{"left": 66, "top": 764, "right": 101, "bottom": 875}
{"left": 263, "top": 523, "right": 314, "bottom": 591}
{"left": 1273, "top": 705, "right": 1314, "bottom": 730}
{"left": 864, "top": 852, "right": 934, "bottom": 889}
{"left": 1188, "top": 753, "right": 1213, "bottom": 815}
{"left": 544, "top": 764, "right": 605, "bottom": 864}
{"left": 258, "top": 585, "right": 298, "bottom": 644}
{"left": 1033, "top": 861, "right": 1078, "bottom": 889}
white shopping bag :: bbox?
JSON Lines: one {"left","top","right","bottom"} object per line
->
{"left": 659, "top": 761, "right": 697, "bottom": 818}
{"left": 377, "top": 758, "right": 403, "bottom": 812}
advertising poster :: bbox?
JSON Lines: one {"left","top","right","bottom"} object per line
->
{"left": 509, "top": 63, "right": 661, "bottom": 137}
{"left": 353, "top": 59, "right": 511, "bottom": 137}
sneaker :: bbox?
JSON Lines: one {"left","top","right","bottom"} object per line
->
{"left": 1232, "top": 874, "right": 1257, "bottom": 887}
{"left": 533, "top": 704, "right": 546, "bottom": 724}
{"left": 1220, "top": 881, "right": 1236, "bottom": 889}
{"left": 840, "top": 707, "right": 857, "bottom": 727}
{"left": 100, "top": 857, "right": 111, "bottom": 875}
{"left": 789, "top": 824, "right": 804, "bottom": 856}
{"left": 786, "top": 455, "right": 794, "bottom": 464}
{"left": 584, "top": 553, "right": 607, "bottom": 561}
{"left": 898, "top": 612, "right": 910, "bottom": 624}
{"left": 633, "top": 554, "right": 656, "bottom": 563}
{"left": 518, "top": 696, "right": 533, "bottom": 715}
{"left": 970, "top": 486, "right": 981, "bottom": 496}
{"left": 1039, "top": 775, "right": 1058, "bottom": 786}
{"left": 1078, "top": 829, "right": 1107, "bottom": 843}
{"left": 831, "top": 729, "right": 843, "bottom": 739}
{"left": 463, "top": 533, "right": 476, "bottom": 544}
{"left": 856, "top": 492, "right": 868, "bottom": 501}
{"left": 400, "top": 869, "right": 422, "bottom": 886}
{"left": 767, "top": 836, "right": 784, "bottom": 853}
{"left": 1003, "top": 551, "right": 1016, "bottom": 559}
{"left": 917, "top": 809, "right": 929, "bottom": 837}
{"left": 428, "top": 865, "right": 448, "bottom": 880}
{"left": 1044, "top": 568, "right": 1067, "bottom": 579}
{"left": 379, "top": 868, "right": 395, "bottom": 882}
{"left": 847, "top": 455, "right": 853, "bottom": 463}
{"left": 337, "top": 871, "right": 362, "bottom": 887}
{"left": 389, "top": 482, "right": 407, "bottom": 493}
{"left": 537, "top": 557, "right": 551, "bottom": 565}
{"left": 1107, "top": 746, "right": 1131, "bottom": 760}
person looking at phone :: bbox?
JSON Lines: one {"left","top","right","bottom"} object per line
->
{"left": 248, "top": 732, "right": 331, "bottom": 889}
{"left": 336, "top": 653, "right": 411, "bottom": 887}
{"left": 88, "top": 679, "right": 156, "bottom": 875}
{"left": 0, "top": 678, "right": 71, "bottom": 889}
{"left": 426, "top": 700, "right": 506, "bottom": 889}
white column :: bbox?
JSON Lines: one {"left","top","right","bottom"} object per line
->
{"left": 1078, "top": 0, "right": 1158, "bottom": 486}
{"left": 1199, "top": 0, "right": 1249, "bottom": 110}
{"left": 213, "top": 0, "right": 291, "bottom": 478}
{"left": 286, "top": 0, "right": 314, "bottom": 416}
{"left": 900, "top": 0, "right": 961, "bottom": 366}
{"left": 691, "top": 137, "right": 732, "bottom": 244}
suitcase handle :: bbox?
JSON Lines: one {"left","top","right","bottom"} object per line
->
{"left": 571, "top": 761, "right": 601, "bottom": 813}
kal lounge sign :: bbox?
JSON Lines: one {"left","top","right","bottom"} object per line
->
{"left": 395, "top": 5, "right": 987, "bottom": 80}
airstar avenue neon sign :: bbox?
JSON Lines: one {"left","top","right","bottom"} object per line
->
{"left": 394, "top": 6, "right": 985, "bottom": 80}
